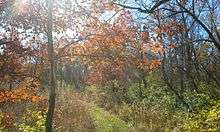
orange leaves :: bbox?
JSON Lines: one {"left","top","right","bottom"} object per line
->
{"left": 0, "top": 92, "right": 7, "bottom": 103}
{"left": 113, "top": 10, "right": 134, "bottom": 32}
{"left": 31, "top": 96, "right": 42, "bottom": 102}
{"left": 149, "top": 43, "right": 164, "bottom": 53}
{"left": 0, "top": 79, "right": 43, "bottom": 103}
{"left": 149, "top": 60, "right": 161, "bottom": 70}
{"left": 1, "top": 88, "right": 29, "bottom": 103}
{"left": 0, "top": 88, "right": 42, "bottom": 103}
{"left": 135, "top": 59, "right": 161, "bottom": 71}
{"left": 137, "top": 59, "right": 149, "bottom": 70}
{"left": 86, "top": 70, "right": 103, "bottom": 85}
{"left": 16, "top": 78, "right": 41, "bottom": 92}
{"left": 64, "top": 8, "right": 163, "bottom": 84}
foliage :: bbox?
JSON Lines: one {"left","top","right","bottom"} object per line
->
{"left": 0, "top": 78, "right": 43, "bottom": 103}
{"left": 89, "top": 72, "right": 220, "bottom": 131}
{"left": 183, "top": 100, "right": 220, "bottom": 131}
{"left": 0, "top": 112, "right": 15, "bottom": 129}
{"left": 184, "top": 92, "right": 215, "bottom": 111}
{"left": 0, "top": 0, "right": 219, "bottom": 131}
{"left": 0, "top": 36, "right": 36, "bottom": 84}
{"left": 18, "top": 109, "right": 46, "bottom": 132}
{"left": 95, "top": 80, "right": 129, "bottom": 110}
{"left": 0, "top": 78, "right": 45, "bottom": 131}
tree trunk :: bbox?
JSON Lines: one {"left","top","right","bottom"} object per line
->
{"left": 142, "top": 78, "right": 147, "bottom": 89}
{"left": 45, "top": 0, "right": 56, "bottom": 131}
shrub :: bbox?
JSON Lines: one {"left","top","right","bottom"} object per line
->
{"left": 18, "top": 109, "right": 46, "bottom": 132}
{"left": 183, "top": 100, "right": 220, "bottom": 131}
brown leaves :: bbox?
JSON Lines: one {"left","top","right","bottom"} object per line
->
{"left": 140, "top": 31, "right": 150, "bottom": 42}
{"left": 155, "top": 21, "right": 184, "bottom": 37}
{"left": 0, "top": 112, "right": 15, "bottom": 128}
{"left": 0, "top": 37, "right": 36, "bottom": 83}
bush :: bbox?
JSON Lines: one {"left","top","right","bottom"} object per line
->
{"left": 184, "top": 91, "right": 215, "bottom": 111}
{"left": 183, "top": 100, "right": 220, "bottom": 131}
{"left": 18, "top": 109, "right": 46, "bottom": 132}
{"left": 96, "top": 80, "right": 129, "bottom": 110}
{"left": 85, "top": 72, "right": 220, "bottom": 131}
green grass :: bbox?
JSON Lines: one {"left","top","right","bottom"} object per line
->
{"left": 88, "top": 104, "right": 132, "bottom": 132}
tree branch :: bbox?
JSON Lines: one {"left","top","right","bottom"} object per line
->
{"left": 176, "top": 0, "right": 220, "bottom": 52}
{"left": 56, "top": 34, "right": 94, "bottom": 59}
{"left": 114, "top": 0, "right": 170, "bottom": 13}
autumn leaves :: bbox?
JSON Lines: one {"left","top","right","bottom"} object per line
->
{"left": 0, "top": 79, "right": 44, "bottom": 103}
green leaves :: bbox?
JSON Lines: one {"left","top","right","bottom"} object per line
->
{"left": 18, "top": 109, "right": 46, "bottom": 132}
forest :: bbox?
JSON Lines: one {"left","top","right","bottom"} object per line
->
{"left": 0, "top": 0, "right": 220, "bottom": 131}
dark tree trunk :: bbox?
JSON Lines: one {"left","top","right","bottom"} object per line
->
{"left": 161, "top": 53, "right": 190, "bottom": 111}
{"left": 142, "top": 78, "right": 147, "bottom": 89}
{"left": 45, "top": 0, "right": 56, "bottom": 131}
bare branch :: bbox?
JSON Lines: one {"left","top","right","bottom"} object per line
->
{"left": 114, "top": 0, "right": 170, "bottom": 13}
{"left": 176, "top": 0, "right": 220, "bottom": 52}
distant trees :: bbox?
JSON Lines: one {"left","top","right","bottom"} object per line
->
{"left": 113, "top": 0, "right": 220, "bottom": 109}
{"left": 115, "top": 0, "right": 220, "bottom": 52}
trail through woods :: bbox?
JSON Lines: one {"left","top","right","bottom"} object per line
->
{"left": 54, "top": 88, "right": 132, "bottom": 131}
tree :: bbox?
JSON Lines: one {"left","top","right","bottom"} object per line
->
{"left": 114, "top": 0, "right": 220, "bottom": 52}
{"left": 111, "top": 0, "right": 220, "bottom": 109}
{"left": 0, "top": 32, "right": 36, "bottom": 89}
{"left": 45, "top": 0, "right": 56, "bottom": 131}
{"left": 66, "top": 10, "right": 162, "bottom": 86}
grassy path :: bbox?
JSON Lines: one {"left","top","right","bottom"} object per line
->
{"left": 56, "top": 89, "right": 133, "bottom": 131}
{"left": 88, "top": 104, "right": 132, "bottom": 131}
